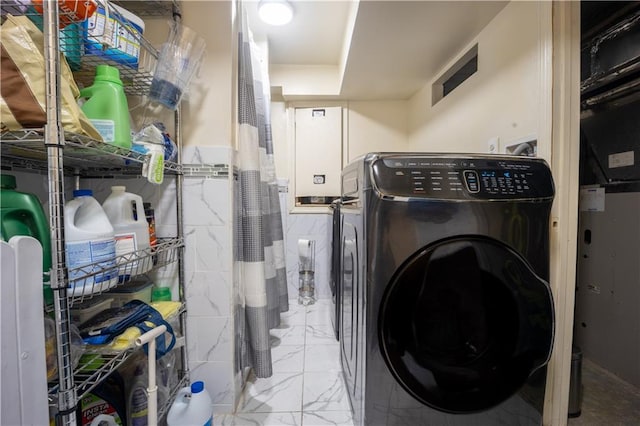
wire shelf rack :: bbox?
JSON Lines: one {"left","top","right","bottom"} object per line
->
{"left": 3, "top": 2, "right": 187, "bottom": 422}
{"left": 0, "top": 129, "right": 182, "bottom": 175}
{"left": 158, "top": 374, "right": 189, "bottom": 419}
{"left": 0, "top": 0, "right": 177, "bottom": 96}
{"left": 48, "top": 303, "right": 185, "bottom": 401}
{"left": 68, "top": 237, "right": 183, "bottom": 306}
{"left": 113, "top": 1, "right": 179, "bottom": 18}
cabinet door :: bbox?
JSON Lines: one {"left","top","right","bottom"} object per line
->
{"left": 294, "top": 107, "right": 342, "bottom": 200}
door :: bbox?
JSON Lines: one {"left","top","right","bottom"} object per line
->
{"left": 340, "top": 221, "right": 359, "bottom": 400}
{"left": 294, "top": 107, "right": 342, "bottom": 203}
{"left": 330, "top": 200, "right": 342, "bottom": 340}
{"left": 379, "top": 236, "right": 554, "bottom": 414}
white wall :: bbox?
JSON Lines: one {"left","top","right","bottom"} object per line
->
{"left": 271, "top": 65, "right": 342, "bottom": 98}
{"left": 142, "top": 2, "right": 233, "bottom": 148}
{"left": 407, "top": 1, "right": 549, "bottom": 156}
{"left": 181, "top": 2, "right": 233, "bottom": 147}
{"left": 271, "top": 101, "right": 289, "bottom": 180}
{"left": 346, "top": 101, "right": 409, "bottom": 162}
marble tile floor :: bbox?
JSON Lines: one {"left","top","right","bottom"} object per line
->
{"left": 568, "top": 357, "right": 640, "bottom": 426}
{"left": 217, "top": 299, "right": 354, "bottom": 426}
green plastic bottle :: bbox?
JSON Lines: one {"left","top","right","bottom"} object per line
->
{"left": 80, "top": 65, "right": 132, "bottom": 149}
{"left": 0, "top": 174, "right": 53, "bottom": 305}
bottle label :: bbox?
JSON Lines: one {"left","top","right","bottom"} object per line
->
{"left": 130, "top": 387, "right": 148, "bottom": 426}
{"left": 114, "top": 232, "right": 137, "bottom": 256}
{"left": 66, "top": 237, "right": 117, "bottom": 283}
{"left": 90, "top": 119, "right": 115, "bottom": 142}
{"left": 114, "top": 232, "right": 139, "bottom": 274}
{"left": 80, "top": 393, "right": 123, "bottom": 425}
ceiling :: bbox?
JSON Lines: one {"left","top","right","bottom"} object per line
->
{"left": 245, "top": 0, "right": 508, "bottom": 100}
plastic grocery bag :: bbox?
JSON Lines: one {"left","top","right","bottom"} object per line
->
{"left": 0, "top": 15, "right": 102, "bottom": 140}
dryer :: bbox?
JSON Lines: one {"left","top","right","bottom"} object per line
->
{"left": 340, "top": 153, "right": 555, "bottom": 425}
{"left": 329, "top": 198, "right": 342, "bottom": 340}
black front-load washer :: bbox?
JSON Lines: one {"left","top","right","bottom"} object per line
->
{"left": 340, "top": 153, "right": 555, "bottom": 425}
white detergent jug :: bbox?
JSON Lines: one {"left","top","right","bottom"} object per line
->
{"left": 167, "top": 381, "right": 213, "bottom": 426}
{"left": 102, "top": 186, "right": 151, "bottom": 278}
{"left": 64, "top": 189, "right": 118, "bottom": 296}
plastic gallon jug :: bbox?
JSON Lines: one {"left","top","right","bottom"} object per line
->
{"left": 80, "top": 65, "right": 131, "bottom": 149}
{"left": 0, "top": 174, "right": 53, "bottom": 304}
{"left": 167, "top": 381, "right": 213, "bottom": 426}
{"left": 64, "top": 189, "right": 118, "bottom": 296}
{"left": 101, "top": 186, "right": 151, "bottom": 278}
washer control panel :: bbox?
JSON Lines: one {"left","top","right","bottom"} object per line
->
{"left": 372, "top": 156, "right": 554, "bottom": 199}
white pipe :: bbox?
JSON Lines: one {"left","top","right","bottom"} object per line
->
{"left": 135, "top": 325, "right": 167, "bottom": 426}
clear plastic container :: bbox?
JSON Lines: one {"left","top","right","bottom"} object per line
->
{"left": 103, "top": 279, "right": 153, "bottom": 308}
{"left": 298, "top": 239, "right": 316, "bottom": 306}
{"left": 70, "top": 297, "right": 113, "bottom": 324}
{"left": 149, "top": 22, "right": 205, "bottom": 110}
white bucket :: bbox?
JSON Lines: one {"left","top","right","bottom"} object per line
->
{"left": 102, "top": 186, "right": 151, "bottom": 278}
{"left": 167, "top": 381, "right": 213, "bottom": 426}
{"left": 64, "top": 189, "right": 118, "bottom": 296}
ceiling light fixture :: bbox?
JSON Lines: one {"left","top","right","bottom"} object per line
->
{"left": 258, "top": 0, "right": 294, "bottom": 26}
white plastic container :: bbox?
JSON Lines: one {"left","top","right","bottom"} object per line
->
{"left": 167, "top": 381, "right": 213, "bottom": 426}
{"left": 104, "top": 279, "right": 153, "bottom": 308}
{"left": 64, "top": 189, "right": 118, "bottom": 296}
{"left": 70, "top": 297, "right": 113, "bottom": 324}
{"left": 102, "top": 186, "right": 151, "bottom": 278}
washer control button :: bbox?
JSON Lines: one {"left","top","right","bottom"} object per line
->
{"left": 463, "top": 170, "right": 480, "bottom": 193}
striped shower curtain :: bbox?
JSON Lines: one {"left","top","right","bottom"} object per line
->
{"left": 237, "top": 7, "right": 288, "bottom": 378}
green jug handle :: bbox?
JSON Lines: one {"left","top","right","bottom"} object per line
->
{"left": 79, "top": 85, "right": 94, "bottom": 99}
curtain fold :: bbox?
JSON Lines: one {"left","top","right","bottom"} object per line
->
{"left": 237, "top": 4, "right": 288, "bottom": 378}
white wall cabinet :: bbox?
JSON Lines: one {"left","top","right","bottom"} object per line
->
{"left": 294, "top": 106, "right": 342, "bottom": 202}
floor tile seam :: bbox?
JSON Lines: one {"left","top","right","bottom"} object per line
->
{"left": 238, "top": 408, "right": 303, "bottom": 414}
{"left": 304, "top": 342, "right": 340, "bottom": 347}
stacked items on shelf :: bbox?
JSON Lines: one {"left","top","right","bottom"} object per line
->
{"left": 1, "top": 1, "right": 191, "bottom": 425}
{"left": 1, "top": 1, "right": 179, "bottom": 177}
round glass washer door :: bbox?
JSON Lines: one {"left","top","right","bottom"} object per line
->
{"left": 379, "top": 236, "right": 554, "bottom": 414}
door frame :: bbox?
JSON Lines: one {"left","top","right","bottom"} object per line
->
{"left": 544, "top": 2, "right": 581, "bottom": 425}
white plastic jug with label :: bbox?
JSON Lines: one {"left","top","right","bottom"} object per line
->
{"left": 64, "top": 189, "right": 118, "bottom": 296}
{"left": 167, "top": 381, "right": 213, "bottom": 426}
{"left": 102, "top": 186, "right": 151, "bottom": 279}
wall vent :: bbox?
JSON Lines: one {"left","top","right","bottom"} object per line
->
{"left": 432, "top": 44, "right": 478, "bottom": 105}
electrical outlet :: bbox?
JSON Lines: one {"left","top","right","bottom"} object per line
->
{"left": 487, "top": 137, "right": 499, "bottom": 154}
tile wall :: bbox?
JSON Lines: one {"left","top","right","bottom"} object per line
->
{"left": 81, "top": 145, "right": 237, "bottom": 414}
{"left": 180, "top": 146, "right": 236, "bottom": 415}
